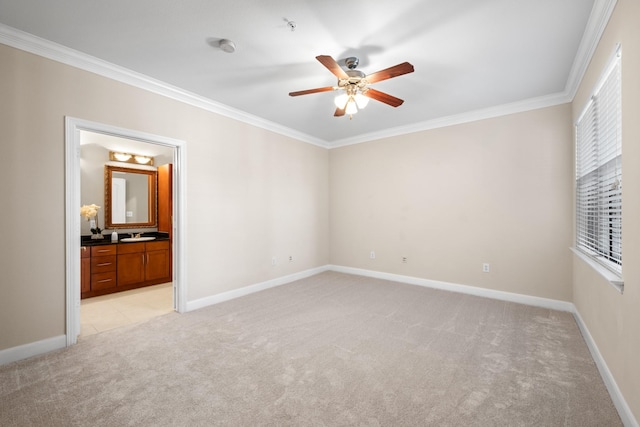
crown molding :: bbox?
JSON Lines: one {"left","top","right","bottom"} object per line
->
{"left": 0, "top": 23, "right": 329, "bottom": 148}
{"left": 328, "top": 91, "right": 571, "bottom": 148}
{"left": 0, "top": 0, "right": 617, "bottom": 150}
{"left": 564, "top": 0, "right": 618, "bottom": 100}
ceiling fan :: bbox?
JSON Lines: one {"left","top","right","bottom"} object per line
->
{"left": 289, "top": 55, "right": 415, "bottom": 118}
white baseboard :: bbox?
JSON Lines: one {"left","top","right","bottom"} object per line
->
{"left": 328, "top": 265, "right": 575, "bottom": 312}
{"left": 0, "top": 335, "right": 66, "bottom": 366}
{"left": 573, "top": 310, "right": 639, "bottom": 427}
{"left": 2, "top": 266, "right": 636, "bottom": 427}
{"left": 186, "top": 265, "right": 330, "bottom": 312}
{"left": 328, "top": 265, "right": 637, "bottom": 427}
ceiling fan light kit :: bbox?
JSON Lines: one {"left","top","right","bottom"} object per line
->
{"left": 289, "top": 55, "right": 414, "bottom": 119}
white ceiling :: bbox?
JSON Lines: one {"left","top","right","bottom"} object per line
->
{"left": 0, "top": 0, "right": 607, "bottom": 147}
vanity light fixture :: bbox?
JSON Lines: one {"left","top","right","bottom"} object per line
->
{"left": 134, "top": 155, "right": 152, "bottom": 165}
{"left": 109, "top": 151, "right": 154, "bottom": 166}
{"left": 112, "top": 152, "right": 131, "bottom": 162}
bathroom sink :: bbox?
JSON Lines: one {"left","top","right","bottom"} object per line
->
{"left": 120, "top": 236, "right": 156, "bottom": 242}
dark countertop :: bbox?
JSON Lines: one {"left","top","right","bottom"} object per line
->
{"left": 81, "top": 231, "right": 170, "bottom": 247}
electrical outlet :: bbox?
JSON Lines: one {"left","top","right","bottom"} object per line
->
{"left": 402, "top": 256, "right": 407, "bottom": 263}
{"left": 482, "top": 263, "right": 490, "bottom": 273}
{"left": 289, "top": 255, "right": 293, "bottom": 262}
{"left": 271, "top": 257, "right": 277, "bottom": 267}
{"left": 370, "top": 251, "right": 376, "bottom": 259}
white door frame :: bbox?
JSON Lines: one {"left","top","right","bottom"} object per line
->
{"left": 64, "top": 117, "right": 187, "bottom": 346}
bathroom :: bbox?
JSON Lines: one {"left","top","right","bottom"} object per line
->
{"left": 79, "top": 130, "right": 175, "bottom": 336}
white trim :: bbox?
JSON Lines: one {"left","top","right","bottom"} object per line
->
{"left": 186, "top": 266, "right": 330, "bottom": 312}
{"left": 65, "top": 117, "right": 188, "bottom": 346}
{"left": 571, "top": 247, "right": 623, "bottom": 292}
{"left": 3, "top": 266, "right": 637, "bottom": 427}
{"left": 573, "top": 310, "right": 639, "bottom": 427}
{"left": 0, "top": 335, "right": 66, "bottom": 366}
{"left": 0, "top": 23, "right": 327, "bottom": 149}
{"left": 328, "top": 265, "right": 635, "bottom": 425}
{"left": 565, "top": 0, "right": 618, "bottom": 101}
{"left": 328, "top": 92, "right": 570, "bottom": 148}
{"left": 0, "top": 0, "right": 617, "bottom": 149}
{"left": 172, "top": 134, "right": 188, "bottom": 314}
{"left": 65, "top": 119, "right": 82, "bottom": 345}
{"left": 328, "top": 265, "right": 575, "bottom": 312}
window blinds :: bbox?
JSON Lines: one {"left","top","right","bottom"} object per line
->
{"left": 575, "top": 51, "right": 622, "bottom": 274}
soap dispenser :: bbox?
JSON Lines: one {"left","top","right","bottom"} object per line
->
{"left": 111, "top": 230, "right": 118, "bottom": 242}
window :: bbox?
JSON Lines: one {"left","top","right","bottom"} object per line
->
{"left": 575, "top": 48, "right": 622, "bottom": 279}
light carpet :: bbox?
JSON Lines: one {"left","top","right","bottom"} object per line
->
{"left": 0, "top": 271, "right": 622, "bottom": 426}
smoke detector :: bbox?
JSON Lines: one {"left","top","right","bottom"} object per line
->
{"left": 219, "top": 39, "right": 236, "bottom": 53}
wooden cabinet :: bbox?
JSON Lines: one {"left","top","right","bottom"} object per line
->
{"left": 81, "top": 246, "right": 91, "bottom": 294}
{"left": 158, "top": 164, "right": 173, "bottom": 238}
{"left": 144, "top": 240, "right": 170, "bottom": 281}
{"left": 158, "top": 164, "right": 173, "bottom": 279}
{"left": 90, "top": 245, "right": 117, "bottom": 291}
{"left": 81, "top": 239, "right": 171, "bottom": 299}
{"left": 116, "top": 240, "right": 171, "bottom": 288}
{"left": 117, "top": 243, "right": 145, "bottom": 286}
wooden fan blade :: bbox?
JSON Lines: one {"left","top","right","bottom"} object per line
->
{"left": 289, "top": 86, "right": 335, "bottom": 97}
{"left": 316, "top": 55, "right": 349, "bottom": 79}
{"left": 363, "top": 88, "right": 404, "bottom": 107}
{"left": 334, "top": 107, "right": 346, "bottom": 117}
{"left": 365, "top": 62, "right": 414, "bottom": 84}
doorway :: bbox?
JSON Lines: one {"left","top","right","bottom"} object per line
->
{"left": 65, "top": 117, "right": 187, "bottom": 346}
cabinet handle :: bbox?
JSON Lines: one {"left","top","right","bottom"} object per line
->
{"left": 96, "top": 262, "right": 112, "bottom": 267}
{"left": 97, "top": 279, "right": 112, "bottom": 283}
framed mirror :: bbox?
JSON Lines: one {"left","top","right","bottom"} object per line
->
{"left": 104, "top": 165, "right": 157, "bottom": 229}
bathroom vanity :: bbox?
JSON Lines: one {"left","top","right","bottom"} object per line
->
{"left": 80, "top": 160, "right": 173, "bottom": 299}
{"left": 80, "top": 233, "right": 170, "bottom": 299}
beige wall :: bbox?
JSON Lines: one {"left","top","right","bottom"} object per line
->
{"left": 571, "top": 0, "right": 640, "bottom": 421}
{"left": 0, "top": 44, "right": 330, "bottom": 350}
{"left": 330, "top": 104, "right": 574, "bottom": 302}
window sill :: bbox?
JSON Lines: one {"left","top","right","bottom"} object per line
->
{"left": 571, "top": 247, "right": 624, "bottom": 294}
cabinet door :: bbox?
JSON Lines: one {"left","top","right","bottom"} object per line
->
{"left": 81, "top": 257, "right": 91, "bottom": 294}
{"left": 145, "top": 249, "right": 170, "bottom": 282}
{"left": 158, "top": 163, "right": 173, "bottom": 237}
{"left": 117, "top": 253, "right": 145, "bottom": 286}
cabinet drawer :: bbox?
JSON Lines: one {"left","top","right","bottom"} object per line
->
{"left": 146, "top": 240, "right": 170, "bottom": 251}
{"left": 91, "top": 245, "right": 117, "bottom": 257}
{"left": 91, "top": 255, "right": 116, "bottom": 273}
{"left": 117, "top": 242, "right": 145, "bottom": 254}
{"left": 91, "top": 271, "right": 117, "bottom": 290}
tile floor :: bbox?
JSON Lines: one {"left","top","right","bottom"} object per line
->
{"left": 80, "top": 282, "right": 174, "bottom": 339}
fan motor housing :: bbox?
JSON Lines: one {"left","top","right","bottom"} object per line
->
{"left": 345, "top": 57, "right": 359, "bottom": 69}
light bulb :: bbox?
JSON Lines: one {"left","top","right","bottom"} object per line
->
{"left": 134, "top": 155, "right": 151, "bottom": 164}
{"left": 334, "top": 93, "right": 349, "bottom": 109}
{"left": 345, "top": 99, "right": 358, "bottom": 115}
{"left": 113, "top": 152, "right": 131, "bottom": 162}
{"left": 354, "top": 93, "right": 369, "bottom": 109}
